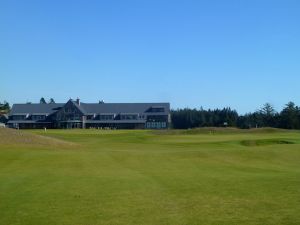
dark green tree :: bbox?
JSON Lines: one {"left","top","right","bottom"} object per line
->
{"left": 171, "top": 102, "right": 300, "bottom": 130}
{"left": 40, "top": 97, "right": 46, "bottom": 104}
{"left": 279, "top": 102, "right": 300, "bottom": 129}
{"left": 259, "top": 103, "right": 276, "bottom": 116}
{"left": 258, "top": 103, "right": 277, "bottom": 127}
{"left": 0, "top": 101, "right": 10, "bottom": 113}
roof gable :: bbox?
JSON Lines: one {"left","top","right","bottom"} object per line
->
{"left": 56, "top": 100, "right": 86, "bottom": 115}
{"left": 10, "top": 102, "right": 170, "bottom": 116}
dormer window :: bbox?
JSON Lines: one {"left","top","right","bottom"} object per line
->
{"left": 146, "top": 107, "right": 165, "bottom": 113}
{"left": 99, "top": 114, "right": 115, "bottom": 120}
{"left": 32, "top": 115, "right": 46, "bottom": 120}
{"left": 120, "top": 114, "right": 138, "bottom": 120}
{"left": 12, "top": 115, "right": 26, "bottom": 120}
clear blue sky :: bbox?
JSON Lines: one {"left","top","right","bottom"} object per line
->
{"left": 1, "top": 0, "right": 299, "bottom": 114}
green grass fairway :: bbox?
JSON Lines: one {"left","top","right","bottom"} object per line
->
{"left": 0, "top": 128, "right": 300, "bottom": 225}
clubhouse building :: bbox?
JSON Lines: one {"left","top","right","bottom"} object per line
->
{"left": 7, "top": 99, "right": 170, "bottom": 129}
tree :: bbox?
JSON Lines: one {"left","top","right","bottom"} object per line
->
{"left": 0, "top": 101, "right": 10, "bottom": 113}
{"left": 40, "top": 97, "right": 46, "bottom": 104}
{"left": 171, "top": 102, "right": 300, "bottom": 130}
{"left": 258, "top": 103, "right": 277, "bottom": 127}
{"left": 171, "top": 107, "right": 238, "bottom": 129}
{"left": 279, "top": 102, "right": 300, "bottom": 129}
{"left": 49, "top": 98, "right": 55, "bottom": 104}
{"left": 259, "top": 103, "right": 276, "bottom": 116}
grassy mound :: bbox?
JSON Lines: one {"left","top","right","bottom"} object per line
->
{"left": 154, "top": 127, "right": 293, "bottom": 135}
{"left": 0, "top": 127, "right": 76, "bottom": 148}
{"left": 240, "top": 139, "right": 295, "bottom": 147}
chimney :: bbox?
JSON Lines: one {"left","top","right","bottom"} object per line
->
{"left": 76, "top": 98, "right": 80, "bottom": 105}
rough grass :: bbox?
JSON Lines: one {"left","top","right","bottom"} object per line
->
{"left": 0, "top": 128, "right": 300, "bottom": 225}
{"left": 0, "top": 127, "right": 76, "bottom": 148}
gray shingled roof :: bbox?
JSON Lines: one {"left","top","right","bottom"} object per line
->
{"left": 9, "top": 103, "right": 64, "bottom": 115}
{"left": 10, "top": 102, "right": 170, "bottom": 115}
{"left": 80, "top": 103, "right": 170, "bottom": 114}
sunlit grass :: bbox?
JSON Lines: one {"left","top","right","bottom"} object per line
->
{"left": 0, "top": 128, "right": 300, "bottom": 225}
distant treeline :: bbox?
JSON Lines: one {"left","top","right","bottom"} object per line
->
{"left": 2, "top": 99, "right": 300, "bottom": 129}
{"left": 171, "top": 102, "right": 300, "bottom": 130}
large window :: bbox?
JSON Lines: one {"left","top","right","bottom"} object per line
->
{"left": 64, "top": 107, "right": 74, "bottom": 113}
{"left": 57, "top": 103, "right": 82, "bottom": 121}
{"left": 146, "top": 122, "right": 167, "bottom": 129}
{"left": 73, "top": 114, "right": 80, "bottom": 120}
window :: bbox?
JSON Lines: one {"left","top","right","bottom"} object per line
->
{"left": 86, "top": 115, "right": 94, "bottom": 120}
{"left": 32, "top": 115, "right": 45, "bottom": 120}
{"left": 13, "top": 115, "right": 26, "bottom": 120}
{"left": 147, "top": 107, "right": 165, "bottom": 113}
{"left": 146, "top": 122, "right": 167, "bottom": 129}
{"left": 120, "top": 114, "right": 138, "bottom": 120}
{"left": 152, "top": 107, "right": 164, "bottom": 112}
{"left": 74, "top": 115, "right": 80, "bottom": 120}
{"left": 64, "top": 107, "right": 74, "bottom": 113}
{"left": 99, "top": 115, "right": 114, "bottom": 120}
{"left": 146, "top": 115, "right": 168, "bottom": 122}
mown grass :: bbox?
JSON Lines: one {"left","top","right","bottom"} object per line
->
{"left": 0, "top": 128, "right": 300, "bottom": 225}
